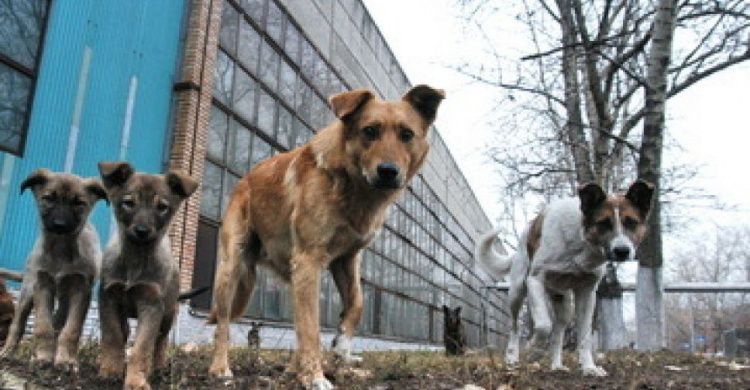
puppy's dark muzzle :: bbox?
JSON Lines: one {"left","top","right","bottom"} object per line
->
{"left": 44, "top": 217, "right": 77, "bottom": 235}
{"left": 127, "top": 225, "right": 157, "bottom": 245}
{"left": 372, "top": 163, "right": 403, "bottom": 190}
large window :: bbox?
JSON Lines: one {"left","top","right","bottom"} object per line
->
{"left": 0, "top": 0, "right": 49, "bottom": 156}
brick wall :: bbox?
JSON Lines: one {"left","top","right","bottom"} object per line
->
{"left": 169, "top": 0, "right": 224, "bottom": 291}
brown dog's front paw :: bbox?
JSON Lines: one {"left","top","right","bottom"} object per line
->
{"left": 124, "top": 375, "right": 152, "bottom": 390}
{"left": 209, "top": 362, "right": 234, "bottom": 379}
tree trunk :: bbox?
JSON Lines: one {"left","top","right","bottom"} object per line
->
{"left": 636, "top": 0, "right": 677, "bottom": 351}
{"left": 556, "top": 0, "right": 594, "bottom": 183}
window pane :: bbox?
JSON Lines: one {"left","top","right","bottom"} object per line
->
{"left": 219, "top": 0, "right": 239, "bottom": 54}
{"left": 233, "top": 68, "right": 256, "bottom": 124}
{"left": 0, "top": 0, "right": 47, "bottom": 69}
{"left": 278, "top": 60, "right": 296, "bottom": 107}
{"left": 259, "top": 40, "right": 279, "bottom": 91}
{"left": 300, "top": 40, "right": 315, "bottom": 81}
{"left": 0, "top": 64, "right": 31, "bottom": 154}
{"left": 251, "top": 137, "right": 273, "bottom": 167}
{"left": 293, "top": 119, "right": 311, "bottom": 148}
{"left": 257, "top": 89, "right": 276, "bottom": 137}
{"left": 237, "top": 19, "right": 261, "bottom": 75}
{"left": 221, "top": 172, "right": 240, "bottom": 216}
{"left": 265, "top": 1, "right": 284, "bottom": 44}
{"left": 200, "top": 161, "right": 223, "bottom": 220}
{"left": 207, "top": 106, "right": 228, "bottom": 162}
{"left": 213, "top": 51, "right": 234, "bottom": 105}
{"left": 277, "top": 106, "right": 293, "bottom": 150}
{"left": 241, "top": 0, "right": 264, "bottom": 24}
{"left": 295, "top": 80, "right": 312, "bottom": 123}
{"left": 284, "top": 23, "right": 300, "bottom": 64}
{"left": 227, "top": 120, "right": 252, "bottom": 174}
{"left": 312, "top": 52, "right": 329, "bottom": 94}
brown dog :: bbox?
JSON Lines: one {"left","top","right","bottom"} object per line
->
{"left": 0, "top": 170, "right": 106, "bottom": 368}
{"left": 97, "top": 162, "right": 198, "bottom": 390}
{"left": 207, "top": 85, "right": 444, "bottom": 389}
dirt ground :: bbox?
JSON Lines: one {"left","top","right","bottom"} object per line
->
{"left": 0, "top": 341, "right": 748, "bottom": 389}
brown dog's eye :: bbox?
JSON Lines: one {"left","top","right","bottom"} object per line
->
{"left": 361, "top": 126, "right": 379, "bottom": 141}
{"left": 399, "top": 127, "right": 414, "bottom": 142}
{"left": 74, "top": 198, "right": 88, "bottom": 208}
{"left": 120, "top": 200, "right": 135, "bottom": 210}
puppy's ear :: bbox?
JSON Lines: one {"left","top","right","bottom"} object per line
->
{"left": 625, "top": 180, "right": 654, "bottom": 218}
{"left": 166, "top": 171, "right": 199, "bottom": 199}
{"left": 329, "top": 89, "right": 375, "bottom": 121}
{"left": 402, "top": 85, "right": 445, "bottom": 125}
{"left": 20, "top": 169, "right": 51, "bottom": 194}
{"left": 442, "top": 305, "right": 449, "bottom": 315}
{"left": 454, "top": 306, "right": 462, "bottom": 316}
{"left": 85, "top": 178, "right": 108, "bottom": 204}
{"left": 578, "top": 182, "right": 607, "bottom": 217}
{"left": 98, "top": 162, "right": 134, "bottom": 189}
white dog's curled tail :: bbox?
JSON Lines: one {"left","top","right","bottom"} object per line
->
{"left": 474, "top": 228, "right": 513, "bottom": 278}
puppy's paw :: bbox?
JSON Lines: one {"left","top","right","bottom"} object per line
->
{"left": 582, "top": 365, "right": 607, "bottom": 377}
{"left": 504, "top": 351, "right": 519, "bottom": 366}
{"left": 54, "top": 359, "right": 80, "bottom": 374}
{"left": 309, "top": 377, "right": 334, "bottom": 390}
{"left": 98, "top": 365, "right": 124, "bottom": 379}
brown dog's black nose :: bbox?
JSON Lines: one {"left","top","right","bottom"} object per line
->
{"left": 376, "top": 163, "right": 400, "bottom": 181}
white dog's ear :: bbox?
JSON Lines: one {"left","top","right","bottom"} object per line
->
{"left": 626, "top": 180, "right": 654, "bottom": 218}
{"left": 578, "top": 182, "right": 607, "bottom": 217}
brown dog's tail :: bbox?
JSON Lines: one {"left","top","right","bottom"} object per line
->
{"left": 207, "top": 262, "right": 255, "bottom": 324}
{"left": 0, "top": 268, "right": 23, "bottom": 283}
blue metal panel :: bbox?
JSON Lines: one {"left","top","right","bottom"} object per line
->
{"left": 0, "top": 0, "right": 187, "bottom": 272}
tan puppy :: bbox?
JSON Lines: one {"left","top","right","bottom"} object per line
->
{"left": 208, "top": 85, "right": 445, "bottom": 389}
{"left": 97, "top": 162, "right": 198, "bottom": 390}
{"left": 0, "top": 170, "right": 106, "bottom": 369}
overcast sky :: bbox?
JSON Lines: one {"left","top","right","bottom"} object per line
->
{"left": 362, "top": 0, "right": 750, "bottom": 234}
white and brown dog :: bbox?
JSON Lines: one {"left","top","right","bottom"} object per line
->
{"left": 475, "top": 180, "right": 653, "bottom": 376}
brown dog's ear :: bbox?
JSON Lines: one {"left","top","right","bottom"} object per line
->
{"left": 98, "top": 162, "right": 134, "bottom": 189}
{"left": 20, "top": 169, "right": 51, "bottom": 194}
{"left": 578, "top": 182, "right": 607, "bottom": 217}
{"left": 328, "top": 89, "right": 375, "bottom": 121}
{"left": 166, "top": 171, "right": 199, "bottom": 199}
{"left": 85, "top": 178, "right": 108, "bottom": 204}
{"left": 625, "top": 180, "right": 654, "bottom": 218}
{"left": 402, "top": 85, "right": 445, "bottom": 125}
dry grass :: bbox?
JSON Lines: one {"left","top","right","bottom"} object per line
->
{"left": 1, "top": 340, "right": 747, "bottom": 389}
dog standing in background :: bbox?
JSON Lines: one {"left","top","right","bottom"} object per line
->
{"left": 0, "top": 170, "right": 106, "bottom": 369}
{"left": 443, "top": 305, "right": 466, "bottom": 356}
{"left": 96, "top": 162, "right": 198, "bottom": 390}
{"left": 475, "top": 181, "right": 653, "bottom": 376}
{"left": 208, "top": 85, "right": 445, "bottom": 389}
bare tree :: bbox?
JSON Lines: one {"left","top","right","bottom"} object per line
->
{"left": 456, "top": 0, "right": 750, "bottom": 349}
